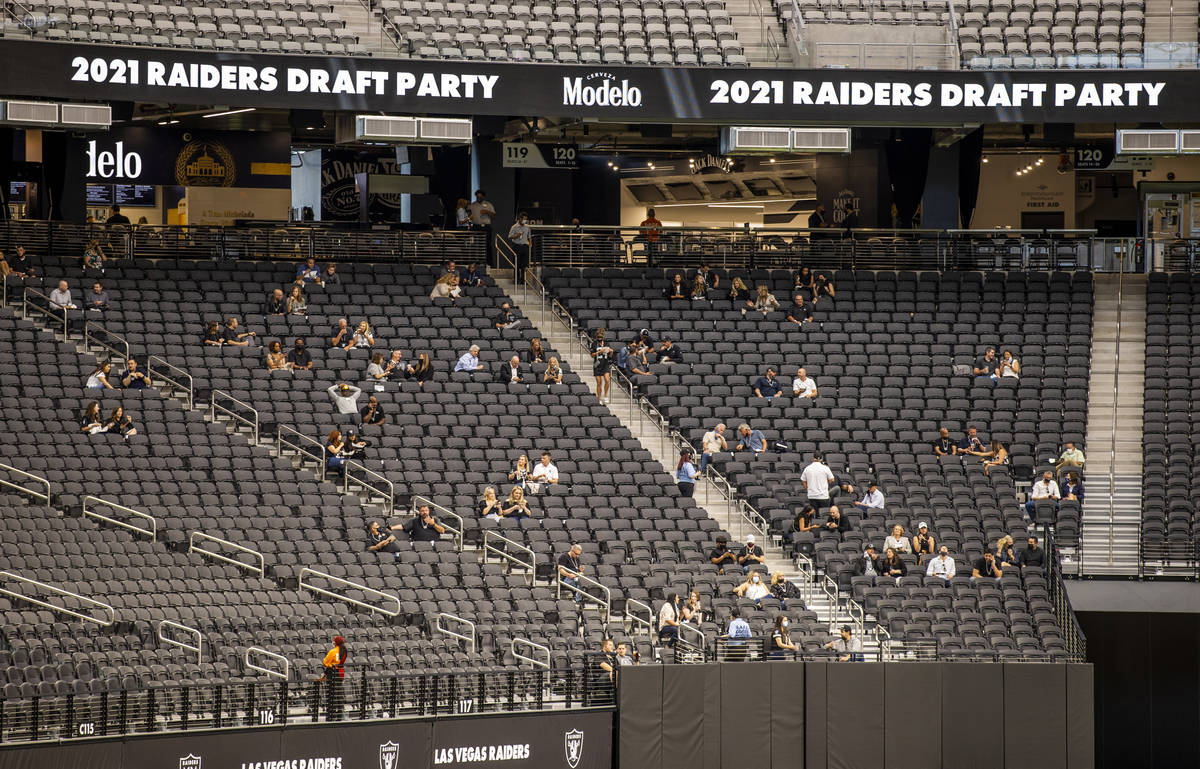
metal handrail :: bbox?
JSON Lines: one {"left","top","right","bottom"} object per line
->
{"left": 189, "top": 531, "right": 267, "bottom": 577}
{"left": 875, "top": 624, "right": 893, "bottom": 661}
{"left": 0, "top": 570, "right": 115, "bottom": 626}
{"left": 494, "top": 234, "right": 519, "bottom": 278}
{"left": 676, "top": 622, "right": 707, "bottom": 654}
{"left": 147, "top": 354, "right": 195, "bottom": 409}
{"left": 435, "top": 612, "right": 476, "bottom": 653}
{"left": 511, "top": 637, "right": 551, "bottom": 669}
{"left": 82, "top": 495, "right": 157, "bottom": 540}
{"left": 556, "top": 567, "right": 612, "bottom": 622}
{"left": 625, "top": 597, "right": 655, "bottom": 638}
{"left": 0, "top": 462, "right": 51, "bottom": 508}
{"left": 83, "top": 320, "right": 130, "bottom": 363}
{"left": 1109, "top": 269, "right": 1122, "bottom": 569}
{"left": 794, "top": 552, "right": 817, "bottom": 608}
{"left": 244, "top": 646, "right": 290, "bottom": 681}
{"left": 277, "top": 424, "right": 327, "bottom": 482}
{"left": 22, "top": 286, "right": 66, "bottom": 339}
{"left": 483, "top": 530, "right": 536, "bottom": 583}
{"left": 344, "top": 459, "right": 395, "bottom": 514}
{"left": 298, "top": 567, "right": 401, "bottom": 617}
{"left": 210, "top": 389, "right": 259, "bottom": 444}
{"left": 822, "top": 574, "right": 841, "bottom": 629}
{"left": 410, "top": 494, "right": 464, "bottom": 549}
{"left": 158, "top": 620, "right": 203, "bottom": 664}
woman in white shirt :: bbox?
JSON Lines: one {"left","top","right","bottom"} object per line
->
{"left": 734, "top": 572, "right": 770, "bottom": 601}
{"left": 86, "top": 362, "right": 114, "bottom": 389}
{"left": 883, "top": 524, "right": 911, "bottom": 554}
{"left": 344, "top": 321, "right": 374, "bottom": 349}
{"left": 998, "top": 349, "right": 1020, "bottom": 378}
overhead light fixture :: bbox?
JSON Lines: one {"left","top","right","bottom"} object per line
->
{"left": 982, "top": 157, "right": 989, "bottom": 163}
{"left": 203, "top": 107, "right": 256, "bottom": 119}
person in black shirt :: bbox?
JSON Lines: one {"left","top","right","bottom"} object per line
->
{"left": 287, "top": 338, "right": 313, "bottom": 370}
{"left": 972, "top": 551, "right": 1002, "bottom": 579}
{"left": 590, "top": 328, "right": 614, "bottom": 405}
{"left": 405, "top": 352, "right": 434, "bottom": 385}
{"left": 10, "top": 245, "right": 35, "bottom": 277}
{"left": 652, "top": 338, "right": 683, "bottom": 365}
{"left": 204, "top": 320, "right": 223, "bottom": 346}
{"left": 360, "top": 395, "right": 387, "bottom": 426}
{"left": 493, "top": 302, "right": 520, "bottom": 330}
{"left": 709, "top": 536, "right": 736, "bottom": 574}
{"left": 663, "top": 273, "right": 687, "bottom": 300}
{"left": 737, "top": 534, "right": 765, "bottom": 574}
{"left": 557, "top": 544, "right": 585, "bottom": 602}
{"left": 105, "top": 204, "right": 130, "bottom": 226}
{"left": 973, "top": 347, "right": 998, "bottom": 381}
{"left": 222, "top": 316, "right": 255, "bottom": 346}
{"left": 823, "top": 506, "right": 852, "bottom": 539}
{"left": 267, "top": 288, "right": 286, "bottom": 315}
{"left": 813, "top": 272, "right": 835, "bottom": 301}
{"left": 404, "top": 505, "right": 446, "bottom": 542}
{"left": 932, "top": 427, "right": 956, "bottom": 456}
{"left": 121, "top": 358, "right": 151, "bottom": 389}
{"left": 366, "top": 520, "right": 404, "bottom": 556}
{"left": 808, "top": 204, "right": 827, "bottom": 229}
{"left": 1018, "top": 536, "right": 1045, "bottom": 570}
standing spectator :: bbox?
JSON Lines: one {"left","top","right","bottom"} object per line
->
{"left": 204, "top": 321, "right": 223, "bottom": 346}
{"left": 294, "top": 257, "right": 323, "bottom": 287}
{"left": 801, "top": 453, "right": 836, "bottom": 513}
{"left": 972, "top": 347, "right": 998, "bottom": 382}
{"left": 883, "top": 524, "right": 911, "bottom": 554}
{"left": 853, "top": 481, "right": 885, "bottom": 514}
{"left": 330, "top": 318, "right": 351, "bottom": 348}
{"left": 405, "top": 352, "right": 434, "bottom": 385}
{"left": 344, "top": 321, "right": 374, "bottom": 349}
{"left": 675, "top": 449, "right": 699, "bottom": 496}
{"left": 1055, "top": 442, "right": 1085, "bottom": 477}
{"left": 327, "top": 383, "right": 362, "bottom": 415}
{"left": 972, "top": 550, "right": 1002, "bottom": 580}
{"left": 700, "top": 423, "right": 728, "bottom": 473}
{"left": 543, "top": 356, "right": 563, "bottom": 385}
{"left": 998, "top": 349, "right": 1020, "bottom": 378}
{"left": 366, "top": 520, "right": 404, "bottom": 555}
{"left": 709, "top": 536, "right": 737, "bottom": 574}
{"left": 791, "top": 367, "right": 818, "bottom": 398}
{"left": 287, "top": 285, "right": 307, "bottom": 316}
{"left": 752, "top": 284, "right": 780, "bottom": 314}
{"left": 106, "top": 204, "right": 130, "bottom": 225}
{"left": 932, "top": 427, "right": 956, "bottom": 456}
{"left": 925, "top": 546, "right": 956, "bottom": 581}
{"left": 658, "top": 593, "right": 680, "bottom": 647}
{"left": 86, "top": 362, "right": 115, "bottom": 390}
{"left": 1062, "top": 471, "right": 1084, "bottom": 502}
{"left": 267, "top": 288, "right": 286, "bottom": 315}
{"left": 1018, "top": 536, "right": 1045, "bottom": 570}
{"left": 957, "top": 426, "right": 985, "bottom": 456}
{"left": 287, "top": 338, "right": 313, "bottom": 370}
{"left": 529, "top": 451, "right": 560, "bottom": 487}
{"left": 724, "top": 608, "right": 752, "bottom": 661}
{"left": 557, "top": 544, "right": 585, "bottom": 603}
{"left": 590, "top": 329, "right": 614, "bottom": 405}
{"left": 477, "top": 487, "right": 502, "bottom": 520}
{"left": 808, "top": 204, "right": 827, "bottom": 229}
{"left": 640, "top": 208, "right": 662, "bottom": 264}
{"left": 911, "top": 522, "right": 935, "bottom": 557}
{"left": 82, "top": 239, "right": 106, "bottom": 274}
{"left": 494, "top": 354, "right": 525, "bottom": 384}
{"left": 455, "top": 197, "right": 471, "bottom": 228}
{"left": 737, "top": 534, "right": 765, "bottom": 574}
{"left": 735, "top": 423, "right": 767, "bottom": 453}
{"left": 454, "top": 344, "right": 484, "bottom": 373}
{"left": 507, "top": 211, "right": 532, "bottom": 279}
{"left": 663, "top": 273, "right": 687, "bottom": 300}
{"left": 824, "top": 625, "right": 863, "bottom": 662}
{"left": 222, "top": 317, "right": 255, "bottom": 346}
{"left": 752, "top": 367, "right": 783, "bottom": 399}
{"left": 404, "top": 505, "right": 446, "bottom": 542}
{"left": 360, "top": 395, "right": 387, "bottom": 426}
{"left": 320, "top": 635, "right": 347, "bottom": 719}
{"left": 1025, "top": 470, "right": 1061, "bottom": 520}
{"left": 10, "top": 245, "right": 35, "bottom": 277}
{"left": 50, "top": 280, "right": 76, "bottom": 309}
{"left": 266, "top": 341, "right": 288, "bottom": 371}
{"left": 86, "top": 282, "right": 110, "bottom": 312}
{"left": 786, "top": 294, "right": 815, "bottom": 325}
{"left": 500, "top": 486, "right": 532, "bottom": 519}
{"left": 769, "top": 615, "right": 798, "bottom": 659}
{"left": 597, "top": 638, "right": 618, "bottom": 691}
{"left": 468, "top": 189, "right": 495, "bottom": 228}
{"left": 526, "top": 338, "right": 547, "bottom": 364}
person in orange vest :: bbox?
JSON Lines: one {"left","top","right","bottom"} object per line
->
{"left": 320, "top": 635, "right": 347, "bottom": 720}
{"left": 640, "top": 208, "right": 662, "bottom": 266}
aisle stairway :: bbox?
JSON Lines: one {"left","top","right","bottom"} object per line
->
{"left": 1079, "top": 274, "right": 1145, "bottom": 576}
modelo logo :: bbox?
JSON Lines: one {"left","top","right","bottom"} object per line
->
{"left": 563, "top": 71, "right": 642, "bottom": 107}
{"left": 86, "top": 140, "right": 143, "bottom": 180}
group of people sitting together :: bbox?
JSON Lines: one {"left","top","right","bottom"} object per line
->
{"left": 85, "top": 357, "right": 152, "bottom": 392}
{"left": 79, "top": 401, "right": 137, "bottom": 440}
{"left": 845, "top": 530, "right": 1047, "bottom": 583}
{"left": 660, "top": 265, "right": 835, "bottom": 316}
{"left": 472, "top": 451, "right": 564, "bottom": 521}
{"left": 429, "top": 260, "right": 486, "bottom": 301}
{"left": 589, "top": 327, "right": 684, "bottom": 404}
{"left": 265, "top": 258, "right": 341, "bottom": 317}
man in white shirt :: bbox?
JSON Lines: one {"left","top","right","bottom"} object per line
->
{"left": 853, "top": 481, "right": 885, "bottom": 514}
{"left": 327, "top": 383, "right": 362, "bottom": 415}
{"left": 791, "top": 367, "right": 818, "bottom": 398}
{"left": 530, "top": 451, "right": 559, "bottom": 485}
{"left": 925, "top": 547, "right": 956, "bottom": 581}
{"left": 49, "top": 280, "right": 75, "bottom": 309}
{"left": 1025, "top": 470, "right": 1061, "bottom": 521}
{"left": 468, "top": 189, "right": 495, "bottom": 227}
{"left": 454, "top": 344, "right": 484, "bottom": 373}
{"left": 800, "top": 453, "right": 836, "bottom": 513}
{"left": 700, "top": 423, "right": 727, "bottom": 474}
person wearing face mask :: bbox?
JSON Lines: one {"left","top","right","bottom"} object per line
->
{"left": 734, "top": 571, "right": 769, "bottom": 603}
{"left": 770, "top": 615, "right": 798, "bottom": 659}
{"left": 769, "top": 572, "right": 802, "bottom": 611}
{"left": 737, "top": 534, "right": 765, "bottom": 574}
{"left": 507, "top": 212, "right": 532, "bottom": 283}
{"left": 287, "top": 337, "right": 313, "bottom": 370}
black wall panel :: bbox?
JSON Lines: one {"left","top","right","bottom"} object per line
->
{"left": 884, "top": 663, "right": 942, "bottom": 769}
{"left": 769, "top": 662, "right": 805, "bottom": 769}
{"left": 701, "top": 664, "right": 722, "bottom": 769}
{"left": 942, "top": 663, "right": 1004, "bottom": 769}
{"left": 662, "top": 664, "right": 707, "bottom": 769}
{"left": 1066, "top": 663, "right": 1095, "bottom": 769}
{"left": 826, "top": 663, "right": 884, "bottom": 769}
{"left": 805, "top": 663, "right": 828, "bottom": 769}
{"left": 1004, "top": 664, "right": 1066, "bottom": 769}
{"left": 719, "top": 663, "right": 772, "bottom": 769}
{"left": 619, "top": 664, "right": 664, "bottom": 769}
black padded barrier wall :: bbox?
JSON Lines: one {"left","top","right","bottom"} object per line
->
{"left": 619, "top": 662, "right": 1093, "bottom": 769}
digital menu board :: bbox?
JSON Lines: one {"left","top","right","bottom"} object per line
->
{"left": 86, "top": 183, "right": 114, "bottom": 205}
{"left": 115, "top": 184, "right": 155, "bottom": 206}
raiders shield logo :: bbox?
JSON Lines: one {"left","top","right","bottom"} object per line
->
{"left": 564, "top": 729, "right": 584, "bottom": 768}
{"left": 379, "top": 741, "right": 400, "bottom": 769}
{"left": 179, "top": 755, "right": 202, "bottom": 769}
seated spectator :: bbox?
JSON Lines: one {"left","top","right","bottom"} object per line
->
{"left": 932, "top": 427, "right": 956, "bottom": 456}
{"left": 543, "top": 357, "right": 563, "bottom": 385}
{"left": 557, "top": 544, "right": 585, "bottom": 603}
{"left": 690, "top": 274, "right": 708, "bottom": 301}
{"left": 82, "top": 239, "right": 106, "bottom": 274}
{"left": 972, "top": 550, "right": 1002, "bottom": 580}
{"left": 527, "top": 337, "right": 547, "bottom": 364}
{"left": 911, "top": 521, "right": 935, "bottom": 557}
{"left": 998, "top": 348, "right": 1020, "bottom": 378}
{"left": 294, "top": 257, "right": 323, "bottom": 287}
{"left": 222, "top": 316, "right": 255, "bottom": 346}
{"left": 366, "top": 520, "right": 404, "bottom": 555}
{"left": 86, "top": 362, "right": 115, "bottom": 390}
{"left": 981, "top": 440, "right": 1009, "bottom": 476}
{"left": 825, "top": 625, "right": 863, "bottom": 662}
{"left": 850, "top": 544, "right": 879, "bottom": 577}
{"left": 770, "top": 615, "right": 798, "bottom": 659}
{"left": 80, "top": 402, "right": 104, "bottom": 434}
{"left": 1062, "top": 471, "right": 1084, "bottom": 502}
{"left": 404, "top": 505, "right": 446, "bottom": 542}
{"left": 266, "top": 341, "right": 289, "bottom": 371}
{"left": 652, "top": 338, "right": 683, "bottom": 365}
{"left": 709, "top": 536, "right": 737, "bottom": 574}
{"left": 824, "top": 505, "right": 851, "bottom": 537}
{"left": 287, "top": 285, "right": 307, "bottom": 316}
{"left": 267, "top": 288, "right": 286, "bottom": 315}
{"left": 322, "top": 263, "right": 340, "bottom": 286}
{"left": 494, "top": 354, "right": 525, "bottom": 384}
{"left": 1025, "top": 470, "right": 1061, "bottom": 520}
{"left": 10, "top": 245, "right": 35, "bottom": 277}
{"left": 86, "top": 282, "right": 110, "bottom": 312}
{"left": 50, "top": 280, "right": 76, "bottom": 309}
{"left": 695, "top": 263, "right": 719, "bottom": 293}
{"left": 529, "top": 451, "right": 560, "bottom": 487}
{"left": 700, "top": 423, "right": 728, "bottom": 473}
{"left": 405, "top": 352, "right": 434, "bottom": 385}
{"left": 442, "top": 260, "right": 458, "bottom": 278}
{"left": 854, "top": 481, "right": 885, "bottom": 513}
{"left": 327, "top": 383, "right": 362, "bottom": 415}
{"left": 769, "top": 572, "right": 802, "bottom": 610}
{"left": 813, "top": 272, "right": 835, "bottom": 301}
{"left": 104, "top": 405, "right": 136, "bottom": 439}
{"left": 460, "top": 262, "right": 483, "bottom": 286}
{"left": 344, "top": 320, "right": 374, "bottom": 349}
{"left": 972, "top": 346, "right": 998, "bottom": 382}
{"left": 995, "top": 535, "right": 1017, "bottom": 570}
{"left": 663, "top": 273, "right": 687, "bottom": 300}
{"left": 675, "top": 449, "right": 699, "bottom": 496}
{"left": 121, "top": 359, "right": 151, "bottom": 389}
{"left": 752, "top": 284, "right": 780, "bottom": 314}
{"left": 737, "top": 534, "right": 765, "bottom": 574}
{"left": 734, "top": 571, "right": 769, "bottom": 601}
{"left": 791, "top": 367, "right": 818, "bottom": 398}
{"left": 508, "top": 454, "right": 531, "bottom": 488}
{"left": 360, "top": 395, "right": 387, "bottom": 426}
{"left": 1018, "top": 536, "right": 1045, "bottom": 570}
{"left": 454, "top": 344, "right": 484, "bottom": 373}
{"left": 658, "top": 593, "right": 681, "bottom": 647}
{"left": 378, "top": 349, "right": 403, "bottom": 379}
{"left": 752, "top": 367, "right": 783, "bottom": 399}
{"left": 204, "top": 320, "right": 223, "bottom": 346}
{"left": 477, "top": 486, "right": 502, "bottom": 520}
{"left": 342, "top": 429, "right": 370, "bottom": 460}
{"left": 724, "top": 608, "right": 752, "bottom": 661}
{"left": 786, "top": 294, "right": 814, "bottom": 325}
{"left": 1055, "top": 442, "right": 1085, "bottom": 477}
{"left": 925, "top": 546, "right": 956, "bottom": 581}
{"left": 883, "top": 524, "right": 910, "bottom": 554}
{"left": 680, "top": 591, "right": 704, "bottom": 624}
{"left": 287, "top": 338, "right": 313, "bottom": 370}
{"left": 367, "top": 352, "right": 388, "bottom": 380}
{"left": 500, "top": 486, "right": 532, "bottom": 519}
{"left": 430, "top": 273, "right": 461, "bottom": 300}
{"left": 878, "top": 547, "right": 907, "bottom": 580}
{"left": 793, "top": 267, "right": 814, "bottom": 297}
{"left": 494, "top": 302, "right": 521, "bottom": 330}
{"left": 0, "top": 250, "right": 11, "bottom": 278}
{"left": 330, "top": 318, "right": 351, "bottom": 348}
{"left": 325, "top": 429, "right": 347, "bottom": 475}
{"left": 788, "top": 504, "right": 820, "bottom": 545}
{"left": 957, "top": 426, "right": 986, "bottom": 456}
{"left": 617, "top": 341, "right": 653, "bottom": 377}
{"left": 728, "top": 276, "right": 749, "bottom": 302}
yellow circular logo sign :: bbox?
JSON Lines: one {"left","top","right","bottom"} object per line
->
{"left": 175, "top": 140, "right": 236, "bottom": 187}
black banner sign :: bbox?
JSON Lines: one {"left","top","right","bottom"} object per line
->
{"left": 0, "top": 40, "right": 1197, "bottom": 124}
{"left": 81, "top": 126, "right": 291, "bottom": 188}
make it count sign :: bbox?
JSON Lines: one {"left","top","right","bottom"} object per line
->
{"left": 502, "top": 143, "right": 578, "bottom": 169}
